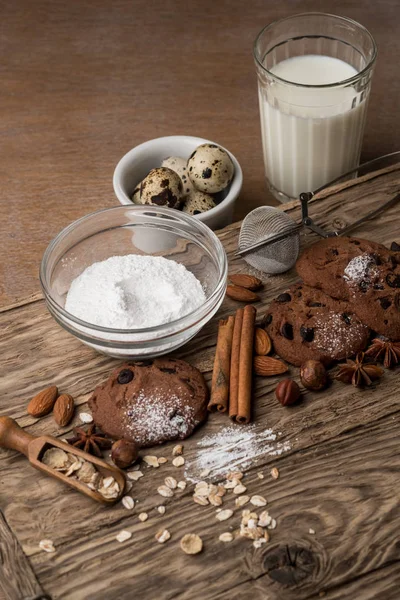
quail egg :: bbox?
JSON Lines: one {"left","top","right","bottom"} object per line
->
{"left": 135, "top": 167, "right": 184, "bottom": 208}
{"left": 131, "top": 186, "right": 146, "bottom": 204}
{"left": 187, "top": 144, "right": 234, "bottom": 194}
{"left": 182, "top": 190, "right": 216, "bottom": 215}
{"left": 161, "top": 156, "right": 194, "bottom": 196}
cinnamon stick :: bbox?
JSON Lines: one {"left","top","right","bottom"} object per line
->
{"left": 236, "top": 305, "right": 256, "bottom": 424}
{"left": 208, "top": 315, "right": 235, "bottom": 413}
{"left": 229, "top": 308, "right": 244, "bottom": 420}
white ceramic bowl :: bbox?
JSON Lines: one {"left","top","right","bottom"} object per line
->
{"left": 113, "top": 135, "right": 243, "bottom": 230}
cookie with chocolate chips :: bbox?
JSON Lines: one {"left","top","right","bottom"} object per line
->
{"left": 262, "top": 284, "right": 370, "bottom": 366}
{"left": 296, "top": 237, "right": 400, "bottom": 340}
{"left": 88, "top": 359, "right": 208, "bottom": 447}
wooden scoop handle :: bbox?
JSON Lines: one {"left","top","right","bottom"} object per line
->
{"left": 0, "top": 416, "right": 35, "bottom": 457}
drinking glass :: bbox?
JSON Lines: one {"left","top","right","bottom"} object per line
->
{"left": 253, "top": 13, "right": 377, "bottom": 202}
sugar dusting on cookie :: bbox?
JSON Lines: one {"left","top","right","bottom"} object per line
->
{"left": 184, "top": 425, "right": 291, "bottom": 482}
{"left": 343, "top": 254, "right": 377, "bottom": 284}
{"left": 313, "top": 311, "right": 367, "bottom": 357}
{"left": 123, "top": 389, "right": 196, "bottom": 446}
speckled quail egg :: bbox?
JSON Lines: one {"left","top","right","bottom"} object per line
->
{"left": 187, "top": 144, "right": 234, "bottom": 194}
{"left": 182, "top": 190, "right": 216, "bottom": 215}
{"left": 161, "top": 156, "right": 194, "bottom": 196}
{"left": 131, "top": 185, "right": 146, "bottom": 204}
{"left": 136, "top": 167, "right": 184, "bottom": 208}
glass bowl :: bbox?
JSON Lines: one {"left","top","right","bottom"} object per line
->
{"left": 40, "top": 206, "right": 227, "bottom": 358}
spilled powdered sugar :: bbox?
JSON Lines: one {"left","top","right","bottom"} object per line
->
{"left": 123, "top": 390, "right": 196, "bottom": 446}
{"left": 184, "top": 425, "right": 291, "bottom": 482}
{"left": 313, "top": 311, "right": 367, "bottom": 358}
{"left": 343, "top": 254, "right": 377, "bottom": 285}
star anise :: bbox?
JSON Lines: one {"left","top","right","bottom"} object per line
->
{"left": 66, "top": 424, "right": 112, "bottom": 457}
{"left": 335, "top": 352, "right": 384, "bottom": 387}
{"left": 365, "top": 337, "right": 400, "bottom": 368}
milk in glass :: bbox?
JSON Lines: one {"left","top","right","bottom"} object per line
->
{"left": 259, "top": 55, "right": 368, "bottom": 199}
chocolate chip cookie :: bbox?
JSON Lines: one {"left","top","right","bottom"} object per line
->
{"left": 296, "top": 237, "right": 400, "bottom": 340}
{"left": 89, "top": 359, "right": 208, "bottom": 447}
{"left": 262, "top": 283, "right": 370, "bottom": 366}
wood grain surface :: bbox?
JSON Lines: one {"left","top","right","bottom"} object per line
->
{"left": 0, "top": 168, "right": 400, "bottom": 599}
{"left": 1, "top": 0, "right": 400, "bottom": 307}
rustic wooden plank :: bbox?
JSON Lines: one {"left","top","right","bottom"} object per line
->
{"left": 214, "top": 561, "right": 400, "bottom": 600}
{"left": 0, "top": 510, "right": 49, "bottom": 600}
{"left": 1, "top": 412, "right": 398, "bottom": 599}
{"left": 0, "top": 165, "right": 400, "bottom": 599}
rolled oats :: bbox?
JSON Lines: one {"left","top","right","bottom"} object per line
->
{"left": 143, "top": 455, "right": 159, "bottom": 468}
{"left": 122, "top": 496, "right": 134, "bottom": 510}
{"left": 155, "top": 529, "right": 170, "bottom": 543}
{"left": 177, "top": 481, "right": 187, "bottom": 490}
{"left": 76, "top": 461, "right": 97, "bottom": 483}
{"left": 172, "top": 456, "right": 185, "bottom": 467}
{"left": 80, "top": 412, "right": 93, "bottom": 424}
{"left": 219, "top": 532, "right": 233, "bottom": 542}
{"left": 223, "top": 480, "right": 238, "bottom": 490}
{"left": 226, "top": 471, "right": 243, "bottom": 481}
{"left": 39, "top": 539, "right": 56, "bottom": 553}
{"left": 158, "top": 457, "right": 168, "bottom": 464}
{"left": 235, "top": 495, "right": 250, "bottom": 508}
{"left": 102, "top": 476, "right": 115, "bottom": 489}
{"left": 157, "top": 485, "right": 174, "bottom": 498}
{"left": 172, "top": 445, "right": 183, "bottom": 456}
{"left": 165, "top": 476, "right": 177, "bottom": 490}
{"left": 116, "top": 530, "right": 132, "bottom": 543}
{"left": 193, "top": 495, "right": 209, "bottom": 506}
{"left": 233, "top": 484, "right": 247, "bottom": 495}
{"left": 42, "top": 448, "right": 69, "bottom": 469}
{"left": 216, "top": 509, "right": 233, "bottom": 521}
{"left": 127, "top": 470, "right": 143, "bottom": 481}
{"left": 138, "top": 512, "right": 148, "bottom": 522}
{"left": 180, "top": 534, "right": 203, "bottom": 555}
{"left": 157, "top": 506, "right": 166, "bottom": 515}
{"left": 250, "top": 495, "right": 267, "bottom": 507}
{"left": 208, "top": 494, "right": 223, "bottom": 507}
{"left": 258, "top": 511, "right": 272, "bottom": 528}
{"left": 270, "top": 467, "right": 279, "bottom": 480}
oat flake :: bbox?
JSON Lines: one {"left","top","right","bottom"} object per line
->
{"left": 80, "top": 412, "right": 93, "bottom": 424}
{"left": 39, "top": 539, "right": 56, "bottom": 553}
{"left": 116, "top": 530, "right": 132, "bottom": 543}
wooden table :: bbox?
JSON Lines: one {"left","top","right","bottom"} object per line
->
{"left": 1, "top": 165, "right": 400, "bottom": 600}
{"left": 1, "top": 0, "right": 400, "bottom": 308}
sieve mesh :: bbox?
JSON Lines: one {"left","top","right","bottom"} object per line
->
{"left": 238, "top": 207, "right": 300, "bottom": 274}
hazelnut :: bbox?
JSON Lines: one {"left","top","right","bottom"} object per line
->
{"left": 300, "top": 360, "right": 328, "bottom": 391}
{"left": 111, "top": 439, "right": 139, "bottom": 469}
{"left": 275, "top": 378, "right": 301, "bottom": 406}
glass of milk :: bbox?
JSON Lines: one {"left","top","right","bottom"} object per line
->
{"left": 254, "top": 13, "right": 377, "bottom": 202}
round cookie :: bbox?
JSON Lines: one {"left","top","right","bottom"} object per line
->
{"left": 262, "top": 283, "right": 370, "bottom": 366}
{"left": 89, "top": 359, "right": 209, "bottom": 447}
{"left": 296, "top": 237, "right": 400, "bottom": 340}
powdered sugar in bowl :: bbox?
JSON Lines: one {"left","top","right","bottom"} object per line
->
{"left": 40, "top": 206, "right": 227, "bottom": 358}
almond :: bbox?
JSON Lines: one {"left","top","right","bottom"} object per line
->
{"left": 253, "top": 356, "right": 288, "bottom": 376}
{"left": 27, "top": 386, "right": 58, "bottom": 417}
{"left": 254, "top": 328, "right": 272, "bottom": 355}
{"left": 53, "top": 394, "right": 75, "bottom": 427}
{"left": 226, "top": 285, "right": 260, "bottom": 303}
{"left": 229, "top": 274, "right": 262, "bottom": 291}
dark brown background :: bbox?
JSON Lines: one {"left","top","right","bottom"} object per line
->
{"left": 1, "top": 0, "right": 399, "bottom": 307}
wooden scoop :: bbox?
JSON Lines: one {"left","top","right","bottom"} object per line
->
{"left": 0, "top": 416, "right": 125, "bottom": 504}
